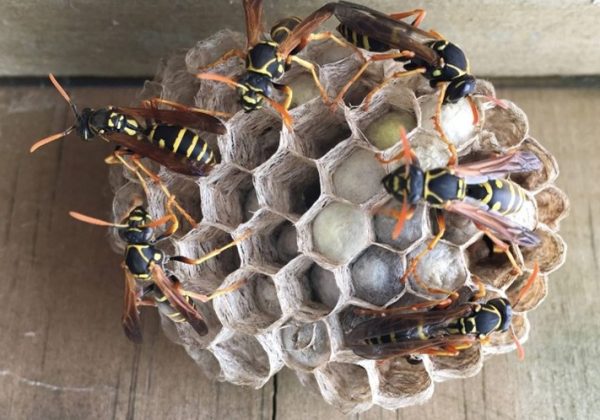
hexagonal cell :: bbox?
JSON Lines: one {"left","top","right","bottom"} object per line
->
{"left": 365, "top": 111, "right": 418, "bottom": 150}
{"left": 187, "top": 348, "right": 225, "bottom": 382}
{"left": 520, "top": 226, "right": 566, "bottom": 274}
{"left": 163, "top": 294, "right": 223, "bottom": 347}
{"left": 507, "top": 269, "right": 548, "bottom": 313}
{"left": 350, "top": 245, "right": 405, "bottom": 306}
{"left": 161, "top": 175, "right": 203, "bottom": 228}
{"left": 315, "top": 362, "right": 372, "bottom": 413}
{"left": 210, "top": 331, "right": 272, "bottom": 387}
{"left": 310, "top": 201, "right": 370, "bottom": 265}
{"left": 420, "top": 93, "right": 482, "bottom": 152}
{"left": 430, "top": 343, "right": 483, "bottom": 381}
{"left": 238, "top": 210, "right": 298, "bottom": 273}
{"left": 534, "top": 185, "right": 570, "bottom": 230}
{"left": 510, "top": 138, "right": 558, "bottom": 192}
{"left": 199, "top": 164, "right": 253, "bottom": 229}
{"left": 292, "top": 108, "right": 351, "bottom": 159}
{"left": 482, "top": 99, "right": 529, "bottom": 148}
{"left": 406, "top": 241, "right": 469, "bottom": 298}
{"left": 173, "top": 225, "right": 242, "bottom": 285}
{"left": 275, "top": 256, "right": 341, "bottom": 321}
{"left": 373, "top": 201, "right": 428, "bottom": 252}
{"left": 441, "top": 211, "right": 482, "bottom": 246}
{"left": 330, "top": 147, "right": 386, "bottom": 204}
{"left": 278, "top": 320, "right": 331, "bottom": 371}
{"left": 466, "top": 236, "right": 521, "bottom": 289}
{"left": 242, "top": 185, "right": 259, "bottom": 222}
{"left": 371, "top": 357, "right": 433, "bottom": 410}
{"left": 213, "top": 270, "right": 283, "bottom": 335}
{"left": 219, "top": 110, "right": 282, "bottom": 170}
{"left": 287, "top": 72, "right": 322, "bottom": 110}
{"left": 255, "top": 151, "right": 321, "bottom": 219}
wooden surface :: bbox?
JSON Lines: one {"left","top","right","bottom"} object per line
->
{"left": 0, "top": 82, "right": 597, "bottom": 419}
{"left": 2, "top": 1, "right": 600, "bottom": 77}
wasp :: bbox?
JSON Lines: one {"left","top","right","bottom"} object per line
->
{"left": 196, "top": 0, "right": 348, "bottom": 129}
{"left": 329, "top": 1, "right": 488, "bottom": 164}
{"left": 69, "top": 196, "right": 249, "bottom": 343}
{"left": 30, "top": 75, "right": 230, "bottom": 224}
{"left": 345, "top": 263, "right": 539, "bottom": 360}
{"left": 378, "top": 128, "right": 541, "bottom": 277}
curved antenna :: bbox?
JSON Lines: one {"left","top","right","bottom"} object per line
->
{"left": 49, "top": 73, "right": 79, "bottom": 117}
{"left": 69, "top": 211, "right": 128, "bottom": 228}
{"left": 515, "top": 261, "right": 539, "bottom": 306}
{"left": 510, "top": 325, "right": 525, "bottom": 360}
{"left": 30, "top": 126, "right": 75, "bottom": 153}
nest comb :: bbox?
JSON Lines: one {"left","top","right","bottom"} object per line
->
{"left": 108, "top": 30, "right": 569, "bottom": 413}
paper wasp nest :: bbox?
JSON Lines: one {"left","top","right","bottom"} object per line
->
{"left": 109, "top": 30, "right": 568, "bottom": 413}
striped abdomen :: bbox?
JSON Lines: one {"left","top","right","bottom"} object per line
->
{"left": 146, "top": 124, "right": 215, "bottom": 166}
{"left": 337, "top": 23, "right": 391, "bottom": 52}
{"left": 364, "top": 323, "right": 431, "bottom": 346}
{"left": 154, "top": 289, "right": 197, "bottom": 323}
{"left": 466, "top": 179, "right": 526, "bottom": 215}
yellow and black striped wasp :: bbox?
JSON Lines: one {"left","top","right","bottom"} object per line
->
{"left": 196, "top": 0, "right": 347, "bottom": 129}
{"left": 328, "top": 1, "right": 488, "bottom": 164}
{"left": 30, "top": 75, "right": 230, "bottom": 224}
{"left": 378, "top": 128, "right": 541, "bottom": 277}
{"left": 69, "top": 196, "right": 248, "bottom": 343}
{"left": 345, "top": 263, "right": 539, "bottom": 360}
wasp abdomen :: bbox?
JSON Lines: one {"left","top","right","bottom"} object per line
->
{"left": 337, "top": 23, "right": 390, "bottom": 52}
{"left": 247, "top": 41, "right": 285, "bottom": 79}
{"left": 270, "top": 16, "right": 302, "bottom": 44}
{"left": 467, "top": 179, "right": 525, "bottom": 215}
{"left": 146, "top": 124, "right": 215, "bottom": 165}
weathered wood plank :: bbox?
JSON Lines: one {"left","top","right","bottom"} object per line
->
{"left": 1, "top": 1, "right": 600, "bottom": 77}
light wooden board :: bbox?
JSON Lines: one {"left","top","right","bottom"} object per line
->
{"left": 0, "top": 84, "right": 596, "bottom": 419}
{"left": 1, "top": 1, "right": 600, "bottom": 77}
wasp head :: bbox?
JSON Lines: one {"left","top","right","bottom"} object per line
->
{"left": 382, "top": 165, "right": 424, "bottom": 205}
{"left": 76, "top": 107, "right": 96, "bottom": 141}
{"left": 445, "top": 74, "right": 476, "bottom": 103}
{"left": 119, "top": 207, "right": 154, "bottom": 244}
{"left": 238, "top": 73, "right": 273, "bottom": 111}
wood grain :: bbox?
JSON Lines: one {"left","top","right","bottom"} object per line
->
{"left": 0, "top": 83, "right": 596, "bottom": 419}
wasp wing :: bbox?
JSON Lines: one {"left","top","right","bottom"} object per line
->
{"left": 122, "top": 269, "right": 143, "bottom": 343}
{"left": 453, "top": 151, "right": 542, "bottom": 183}
{"left": 151, "top": 265, "right": 209, "bottom": 337}
{"left": 447, "top": 200, "right": 540, "bottom": 246}
{"left": 349, "top": 334, "right": 478, "bottom": 359}
{"left": 116, "top": 107, "right": 226, "bottom": 135}
{"left": 277, "top": 3, "right": 336, "bottom": 57}
{"left": 103, "top": 133, "right": 213, "bottom": 177}
{"left": 332, "top": 1, "right": 439, "bottom": 66}
{"left": 243, "top": 0, "right": 264, "bottom": 48}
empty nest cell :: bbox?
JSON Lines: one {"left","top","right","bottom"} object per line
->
{"left": 315, "top": 362, "right": 372, "bottom": 413}
{"left": 291, "top": 108, "right": 351, "bottom": 159}
{"left": 330, "top": 147, "right": 386, "bottom": 204}
{"left": 278, "top": 320, "right": 332, "bottom": 372}
{"left": 255, "top": 151, "right": 321, "bottom": 219}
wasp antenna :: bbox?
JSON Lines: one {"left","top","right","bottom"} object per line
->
{"left": 510, "top": 325, "right": 525, "bottom": 360}
{"left": 49, "top": 73, "right": 73, "bottom": 104}
{"left": 196, "top": 72, "right": 246, "bottom": 91}
{"left": 399, "top": 126, "right": 416, "bottom": 164}
{"left": 30, "top": 126, "right": 75, "bottom": 153}
{"left": 391, "top": 197, "right": 409, "bottom": 240}
{"left": 515, "top": 261, "right": 539, "bottom": 306}
{"left": 69, "top": 211, "right": 127, "bottom": 228}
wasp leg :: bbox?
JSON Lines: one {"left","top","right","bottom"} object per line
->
{"left": 144, "top": 196, "right": 180, "bottom": 241}
{"left": 273, "top": 83, "right": 294, "bottom": 110}
{"left": 180, "top": 278, "right": 248, "bottom": 304}
{"left": 467, "top": 95, "right": 480, "bottom": 126}
{"left": 470, "top": 275, "right": 488, "bottom": 300}
{"left": 287, "top": 55, "right": 331, "bottom": 106}
{"left": 427, "top": 30, "right": 446, "bottom": 40}
{"left": 128, "top": 155, "right": 198, "bottom": 227}
{"left": 306, "top": 31, "right": 364, "bottom": 58}
{"left": 476, "top": 224, "right": 523, "bottom": 276}
{"left": 400, "top": 212, "right": 456, "bottom": 298}
{"left": 141, "top": 97, "right": 233, "bottom": 119}
{"left": 362, "top": 67, "right": 426, "bottom": 111}
{"left": 108, "top": 149, "right": 153, "bottom": 198}
{"left": 196, "top": 48, "right": 247, "bottom": 72}
{"left": 354, "top": 294, "right": 454, "bottom": 317}
{"left": 170, "top": 229, "right": 252, "bottom": 266}
{"left": 331, "top": 51, "right": 416, "bottom": 110}
{"left": 433, "top": 82, "right": 458, "bottom": 166}
{"left": 421, "top": 342, "right": 473, "bottom": 357}
{"left": 388, "top": 9, "right": 427, "bottom": 27}
{"left": 137, "top": 298, "right": 157, "bottom": 307}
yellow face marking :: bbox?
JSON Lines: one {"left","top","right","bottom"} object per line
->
{"left": 185, "top": 135, "right": 199, "bottom": 158}
{"left": 124, "top": 127, "right": 137, "bottom": 136}
{"left": 243, "top": 95, "right": 258, "bottom": 104}
{"left": 108, "top": 118, "right": 115, "bottom": 128}
{"left": 159, "top": 139, "right": 166, "bottom": 149}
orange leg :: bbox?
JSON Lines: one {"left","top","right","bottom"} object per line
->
{"left": 330, "top": 51, "right": 416, "bottom": 110}
{"left": 362, "top": 67, "right": 426, "bottom": 111}
{"left": 467, "top": 95, "right": 480, "bottom": 126}
{"left": 432, "top": 82, "right": 458, "bottom": 166}
{"left": 196, "top": 48, "right": 247, "bottom": 72}
{"left": 170, "top": 229, "right": 252, "bottom": 266}
{"left": 476, "top": 224, "right": 523, "bottom": 275}
{"left": 470, "top": 275, "right": 488, "bottom": 300}
{"left": 389, "top": 9, "right": 427, "bottom": 27}
{"left": 180, "top": 278, "right": 247, "bottom": 303}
